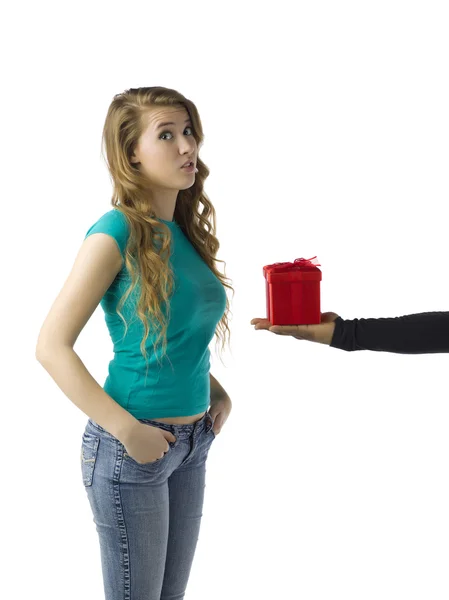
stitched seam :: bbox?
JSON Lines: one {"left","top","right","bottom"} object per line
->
{"left": 113, "top": 443, "right": 131, "bottom": 599}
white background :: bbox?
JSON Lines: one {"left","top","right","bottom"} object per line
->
{"left": 3, "top": 1, "right": 449, "bottom": 598}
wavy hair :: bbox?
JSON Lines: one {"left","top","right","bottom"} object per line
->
{"left": 101, "top": 86, "right": 233, "bottom": 371}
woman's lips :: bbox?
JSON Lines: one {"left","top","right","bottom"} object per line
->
{"left": 181, "top": 162, "right": 195, "bottom": 173}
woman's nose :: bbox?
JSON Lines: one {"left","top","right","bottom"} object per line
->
{"left": 179, "top": 137, "right": 195, "bottom": 155}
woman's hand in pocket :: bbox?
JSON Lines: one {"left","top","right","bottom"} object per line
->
{"left": 122, "top": 421, "right": 176, "bottom": 464}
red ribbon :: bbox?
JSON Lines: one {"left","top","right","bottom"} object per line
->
{"left": 266, "top": 256, "right": 321, "bottom": 271}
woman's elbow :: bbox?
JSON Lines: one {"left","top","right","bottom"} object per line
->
{"left": 35, "top": 335, "right": 71, "bottom": 364}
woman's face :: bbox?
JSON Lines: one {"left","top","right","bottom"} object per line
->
{"left": 131, "top": 105, "right": 198, "bottom": 192}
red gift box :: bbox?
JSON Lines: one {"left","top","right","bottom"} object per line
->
{"left": 263, "top": 257, "right": 322, "bottom": 325}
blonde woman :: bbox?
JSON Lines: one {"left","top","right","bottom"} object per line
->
{"left": 36, "top": 87, "right": 233, "bottom": 600}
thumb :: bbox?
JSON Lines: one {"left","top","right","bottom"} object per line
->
{"left": 162, "top": 430, "right": 177, "bottom": 443}
{"left": 320, "top": 311, "right": 340, "bottom": 323}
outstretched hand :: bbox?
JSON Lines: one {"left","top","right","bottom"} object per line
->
{"left": 250, "top": 312, "right": 340, "bottom": 345}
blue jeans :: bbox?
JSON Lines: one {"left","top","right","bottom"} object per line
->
{"left": 80, "top": 411, "right": 216, "bottom": 600}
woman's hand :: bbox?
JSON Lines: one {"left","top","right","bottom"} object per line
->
{"left": 209, "top": 396, "right": 232, "bottom": 435}
{"left": 122, "top": 421, "right": 177, "bottom": 464}
{"left": 251, "top": 312, "right": 340, "bottom": 345}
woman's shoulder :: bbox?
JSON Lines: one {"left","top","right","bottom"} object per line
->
{"left": 88, "top": 207, "right": 129, "bottom": 229}
{"left": 84, "top": 208, "right": 130, "bottom": 257}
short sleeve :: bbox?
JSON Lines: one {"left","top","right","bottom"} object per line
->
{"left": 84, "top": 209, "right": 130, "bottom": 260}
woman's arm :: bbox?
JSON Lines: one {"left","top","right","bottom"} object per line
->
{"left": 35, "top": 233, "right": 140, "bottom": 443}
{"left": 209, "top": 372, "right": 230, "bottom": 404}
{"left": 330, "top": 312, "right": 449, "bottom": 354}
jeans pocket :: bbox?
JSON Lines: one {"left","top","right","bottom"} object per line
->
{"left": 80, "top": 431, "right": 100, "bottom": 487}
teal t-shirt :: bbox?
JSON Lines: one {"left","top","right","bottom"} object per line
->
{"left": 84, "top": 209, "right": 227, "bottom": 419}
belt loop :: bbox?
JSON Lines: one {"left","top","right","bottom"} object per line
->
{"left": 193, "top": 416, "right": 203, "bottom": 438}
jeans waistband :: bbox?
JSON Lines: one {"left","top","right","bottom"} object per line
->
{"left": 87, "top": 411, "right": 211, "bottom": 440}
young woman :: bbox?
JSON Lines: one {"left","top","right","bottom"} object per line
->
{"left": 36, "top": 87, "right": 233, "bottom": 600}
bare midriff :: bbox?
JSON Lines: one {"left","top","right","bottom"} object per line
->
{"left": 149, "top": 411, "right": 207, "bottom": 425}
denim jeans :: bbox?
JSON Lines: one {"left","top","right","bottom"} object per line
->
{"left": 80, "top": 411, "right": 216, "bottom": 600}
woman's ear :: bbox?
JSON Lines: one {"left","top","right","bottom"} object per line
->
{"left": 130, "top": 145, "right": 140, "bottom": 165}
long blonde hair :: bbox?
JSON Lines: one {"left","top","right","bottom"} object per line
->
{"left": 101, "top": 86, "right": 233, "bottom": 368}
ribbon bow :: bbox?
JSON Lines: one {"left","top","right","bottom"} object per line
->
{"left": 292, "top": 256, "right": 321, "bottom": 267}
{"left": 268, "top": 256, "right": 321, "bottom": 270}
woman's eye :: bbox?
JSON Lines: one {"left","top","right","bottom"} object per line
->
{"left": 159, "top": 127, "right": 193, "bottom": 141}
{"left": 159, "top": 131, "right": 173, "bottom": 140}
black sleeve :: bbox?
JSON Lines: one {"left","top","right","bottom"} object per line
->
{"left": 330, "top": 312, "right": 449, "bottom": 354}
